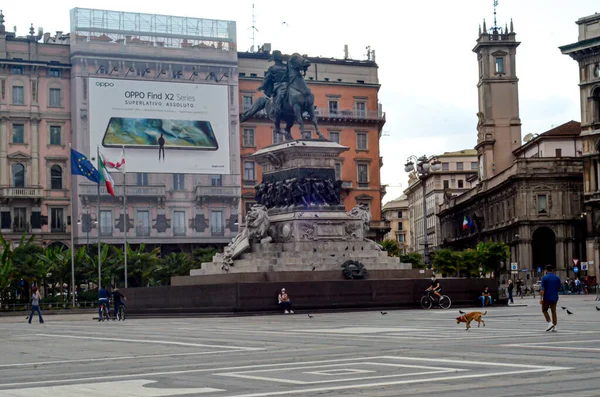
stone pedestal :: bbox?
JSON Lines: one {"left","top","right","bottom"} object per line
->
{"left": 197, "top": 139, "right": 407, "bottom": 276}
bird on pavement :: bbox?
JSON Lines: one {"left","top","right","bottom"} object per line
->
{"left": 595, "top": 306, "right": 600, "bottom": 311}
{"left": 566, "top": 309, "right": 574, "bottom": 315}
{"left": 307, "top": 314, "right": 313, "bottom": 319}
{"left": 561, "top": 306, "right": 567, "bottom": 310}
{"left": 381, "top": 311, "right": 388, "bottom": 315}
{"left": 311, "top": 266, "right": 316, "bottom": 271}
{"left": 458, "top": 310, "right": 466, "bottom": 315}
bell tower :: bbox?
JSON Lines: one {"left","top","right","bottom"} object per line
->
{"left": 473, "top": 16, "right": 522, "bottom": 180}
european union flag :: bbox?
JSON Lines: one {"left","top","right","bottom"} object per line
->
{"left": 71, "top": 148, "right": 101, "bottom": 183}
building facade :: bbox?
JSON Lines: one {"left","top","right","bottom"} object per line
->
{"left": 438, "top": 19, "right": 585, "bottom": 281}
{"left": 0, "top": 12, "right": 72, "bottom": 248}
{"left": 561, "top": 13, "right": 600, "bottom": 278}
{"left": 237, "top": 49, "right": 387, "bottom": 239}
{"left": 381, "top": 195, "right": 410, "bottom": 254}
{"left": 69, "top": 8, "right": 241, "bottom": 254}
{"left": 404, "top": 149, "right": 477, "bottom": 255}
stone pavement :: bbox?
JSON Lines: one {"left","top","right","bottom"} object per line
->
{"left": 0, "top": 295, "right": 598, "bottom": 396}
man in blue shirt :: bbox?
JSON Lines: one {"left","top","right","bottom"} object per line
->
{"left": 540, "top": 265, "right": 562, "bottom": 332}
{"left": 98, "top": 286, "right": 110, "bottom": 322}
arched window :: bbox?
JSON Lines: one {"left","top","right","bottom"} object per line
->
{"left": 13, "top": 163, "right": 25, "bottom": 188}
{"left": 51, "top": 165, "right": 63, "bottom": 190}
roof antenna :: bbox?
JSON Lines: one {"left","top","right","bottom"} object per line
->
{"left": 492, "top": 0, "right": 499, "bottom": 33}
{"left": 248, "top": 3, "right": 259, "bottom": 52}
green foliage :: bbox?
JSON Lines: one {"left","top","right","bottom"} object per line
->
{"left": 192, "top": 247, "right": 217, "bottom": 268}
{"left": 432, "top": 249, "right": 459, "bottom": 276}
{"left": 477, "top": 241, "right": 510, "bottom": 276}
{"left": 381, "top": 239, "right": 400, "bottom": 257}
{"left": 400, "top": 252, "right": 424, "bottom": 269}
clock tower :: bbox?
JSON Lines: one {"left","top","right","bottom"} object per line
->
{"left": 473, "top": 19, "right": 522, "bottom": 180}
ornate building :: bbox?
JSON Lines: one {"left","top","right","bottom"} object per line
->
{"left": 404, "top": 149, "right": 477, "bottom": 255}
{"left": 238, "top": 48, "right": 388, "bottom": 240}
{"left": 0, "top": 12, "right": 72, "bottom": 248}
{"left": 382, "top": 195, "right": 410, "bottom": 254}
{"left": 438, "top": 18, "right": 585, "bottom": 281}
{"left": 561, "top": 12, "right": 600, "bottom": 278}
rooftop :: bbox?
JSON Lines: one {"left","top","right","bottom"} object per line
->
{"left": 238, "top": 51, "right": 378, "bottom": 68}
{"left": 514, "top": 120, "right": 581, "bottom": 155}
{"left": 438, "top": 149, "right": 478, "bottom": 158}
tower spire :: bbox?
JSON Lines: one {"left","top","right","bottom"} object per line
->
{"left": 483, "top": 19, "right": 487, "bottom": 33}
{"left": 493, "top": 0, "right": 499, "bottom": 32}
{"left": 510, "top": 18, "right": 514, "bottom": 33}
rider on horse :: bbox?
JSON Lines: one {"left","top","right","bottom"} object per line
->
{"left": 258, "top": 50, "right": 288, "bottom": 118}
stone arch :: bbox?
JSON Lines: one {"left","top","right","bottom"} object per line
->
{"left": 532, "top": 227, "right": 556, "bottom": 269}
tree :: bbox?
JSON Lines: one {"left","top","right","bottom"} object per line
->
{"left": 191, "top": 247, "right": 217, "bottom": 269}
{"left": 381, "top": 239, "right": 400, "bottom": 257}
{"left": 161, "top": 252, "right": 192, "bottom": 283}
{"left": 0, "top": 233, "right": 15, "bottom": 301}
{"left": 432, "top": 249, "right": 459, "bottom": 276}
{"left": 477, "top": 241, "right": 510, "bottom": 277}
{"left": 400, "top": 252, "right": 425, "bottom": 269}
{"left": 124, "top": 244, "right": 160, "bottom": 287}
{"left": 458, "top": 249, "right": 482, "bottom": 278}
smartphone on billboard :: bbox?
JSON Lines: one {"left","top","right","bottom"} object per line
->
{"left": 101, "top": 117, "right": 219, "bottom": 150}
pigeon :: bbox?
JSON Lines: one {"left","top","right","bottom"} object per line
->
{"left": 561, "top": 306, "right": 567, "bottom": 310}
{"left": 314, "top": 214, "right": 319, "bottom": 217}
{"left": 311, "top": 266, "right": 316, "bottom": 271}
{"left": 381, "top": 311, "right": 388, "bottom": 315}
{"left": 458, "top": 310, "right": 466, "bottom": 315}
{"left": 301, "top": 142, "right": 306, "bottom": 145}
{"left": 567, "top": 309, "right": 574, "bottom": 315}
{"left": 307, "top": 314, "right": 313, "bottom": 319}
{"left": 596, "top": 306, "right": 600, "bottom": 311}
{"left": 345, "top": 246, "right": 349, "bottom": 251}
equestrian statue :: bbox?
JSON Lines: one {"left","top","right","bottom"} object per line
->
{"left": 240, "top": 50, "right": 326, "bottom": 141}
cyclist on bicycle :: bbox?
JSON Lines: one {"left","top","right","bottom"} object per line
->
{"left": 426, "top": 274, "right": 442, "bottom": 301}
{"left": 98, "top": 286, "right": 110, "bottom": 322}
{"left": 112, "top": 288, "right": 126, "bottom": 320}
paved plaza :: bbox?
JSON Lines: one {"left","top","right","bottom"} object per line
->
{"left": 0, "top": 295, "right": 599, "bottom": 396}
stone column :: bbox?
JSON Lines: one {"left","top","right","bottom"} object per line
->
{"left": 0, "top": 117, "right": 7, "bottom": 186}
{"left": 30, "top": 118, "right": 40, "bottom": 187}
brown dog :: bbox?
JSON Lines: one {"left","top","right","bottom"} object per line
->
{"left": 456, "top": 311, "right": 487, "bottom": 330}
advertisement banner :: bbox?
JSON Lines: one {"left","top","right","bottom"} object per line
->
{"left": 89, "top": 78, "right": 230, "bottom": 174}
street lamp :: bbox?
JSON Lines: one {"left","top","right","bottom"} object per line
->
{"left": 405, "top": 155, "right": 442, "bottom": 269}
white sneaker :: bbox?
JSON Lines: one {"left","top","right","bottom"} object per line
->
{"left": 284, "top": 310, "right": 289, "bottom": 314}
{"left": 289, "top": 310, "right": 294, "bottom": 314}
{"left": 545, "top": 322, "right": 555, "bottom": 332}
{"left": 551, "top": 326, "right": 557, "bottom": 333}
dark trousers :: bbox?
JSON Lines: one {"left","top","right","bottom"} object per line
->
{"left": 280, "top": 301, "right": 292, "bottom": 312}
{"left": 98, "top": 299, "right": 110, "bottom": 318}
{"left": 114, "top": 302, "right": 126, "bottom": 317}
{"left": 29, "top": 305, "right": 44, "bottom": 323}
{"left": 159, "top": 146, "right": 165, "bottom": 160}
{"left": 542, "top": 300, "right": 558, "bottom": 326}
{"left": 508, "top": 290, "right": 514, "bottom": 303}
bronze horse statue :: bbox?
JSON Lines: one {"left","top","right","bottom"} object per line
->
{"left": 240, "top": 53, "right": 326, "bottom": 141}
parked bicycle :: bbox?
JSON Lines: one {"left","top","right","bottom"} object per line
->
{"left": 421, "top": 290, "right": 452, "bottom": 310}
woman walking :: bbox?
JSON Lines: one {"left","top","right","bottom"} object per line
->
{"left": 28, "top": 286, "right": 44, "bottom": 324}
{"left": 507, "top": 279, "right": 514, "bottom": 304}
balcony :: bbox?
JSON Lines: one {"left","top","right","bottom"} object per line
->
{"left": 50, "top": 224, "right": 67, "bottom": 233}
{"left": 211, "top": 227, "right": 225, "bottom": 237}
{"left": 173, "top": 227, "right": 186, "bottom": 236}
{"left": 79, "top": 184, "right": 167, "bottom": 200}
{"left": 244, "top": 108, "right": 385, "bottom": 124}
{"left": 136, "top": 226, "right": 151, "bottom": 237}
{"left": 0, "top": 187, "right": 43, "bottom": 199}
{"left": 584, "top": 191, "right": 600, "bottom": 203}
{"left": 100, "top": 227, "right": 113, "bottom": 237}
{"left": 370, "top": 220, "right": 391, "bottom": 232}
{"left": 314, "top": 108, "right": 385, "bottom": 121}
{"left": 195, "top": 185, "right": 240, "bottom": 204}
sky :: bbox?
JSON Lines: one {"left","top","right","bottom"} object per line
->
{"left": 2, "top": 0, "right": 597, "bottom": 202}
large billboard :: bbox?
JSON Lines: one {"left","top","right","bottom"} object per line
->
{"left": 89, "top": 78, "right": 230, "bottom": 174}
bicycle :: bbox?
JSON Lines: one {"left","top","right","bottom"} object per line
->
{"left": 116, "top": 302, "right": 126, "bottom": 321}
{"left": 99, "top": 301, "right": 109, "bottom": 322}
{"left": 421, "top": 290, "right": 452, "bottom": 310}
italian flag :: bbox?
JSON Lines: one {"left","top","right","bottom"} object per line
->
{"left": 98, "top": 154, "right": 115, "bottom": 197}
{"left": 462, "top": 216, "right": 468, "bottom": 231}
{"left": 104, "top": 147, "right": 126, "bottom": 173}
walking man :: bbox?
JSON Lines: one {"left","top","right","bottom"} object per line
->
{"left": 540, "top": 265, "right": 562, "bottom": 332}
{"left": 507, "top": 279, "right": 514, "bottom": 304}
{"left": 28, "top": 286, "right": 44, "bottom": 324}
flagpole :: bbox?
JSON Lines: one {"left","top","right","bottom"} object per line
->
{"left": 69, "top": 143, "right": 76, "bottom": 308}
{"left": 97, "top": 145, "right": 102, "bottom": 291}
{"left": 123, "top": 145, "right": 128, "bottom": 288}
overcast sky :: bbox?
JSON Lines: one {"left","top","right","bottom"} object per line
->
{"left": 2, "top": 0, "right": 596, "bottom": 202}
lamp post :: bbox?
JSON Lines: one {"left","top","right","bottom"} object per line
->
{"left": 405, "top": 155, "right": 442, "bottom": 269}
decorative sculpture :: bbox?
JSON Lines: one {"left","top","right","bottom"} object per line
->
{"left": 240, "top": 51, "right": 326, "bottom": 141}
